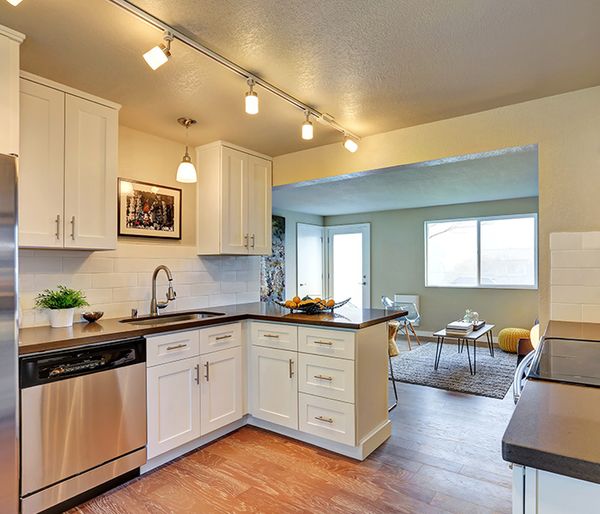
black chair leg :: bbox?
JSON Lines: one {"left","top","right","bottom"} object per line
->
{"left": 388, "top": 355, "right": 398, "bottom": 412}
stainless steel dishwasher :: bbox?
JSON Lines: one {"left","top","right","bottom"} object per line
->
{"left": 19, "top": 338, "right": 147, "bottom": 514}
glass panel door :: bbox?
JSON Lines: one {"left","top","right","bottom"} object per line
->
{"left": 296, "top": 223, "right": 324, "bottom": 298}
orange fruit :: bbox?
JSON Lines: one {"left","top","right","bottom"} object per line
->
{"left": 326, "top": 299, "right": 335, "bottom": 307}
{"left": 290, "top": 301, "right": 298, "bottom": 308}
{"left": 293, "top": 296, "right": 301, "bottom": 304}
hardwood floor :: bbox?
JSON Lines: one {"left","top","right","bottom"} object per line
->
{"left": 69, "top": 342, "right": 515, "bottom": 514}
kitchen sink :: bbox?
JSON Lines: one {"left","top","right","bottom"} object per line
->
{"left": 119, "top": 311, "right": 226, "bottom": 326}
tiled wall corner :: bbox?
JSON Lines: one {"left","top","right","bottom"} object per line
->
{"left": 19, "top": 243, "right": 260, "bottom": 327}
{"left": 550, "top": 231, "right": 600, "bottom": 323}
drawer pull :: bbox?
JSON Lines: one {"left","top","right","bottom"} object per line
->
{"left": 315, "top": 415, "right": 334, "bottom": 424}
{"left": 314, "top": 340, "right": 333, "bottom": 346}
{"left": 215, "top": 334, "right": 232, "bottom": 341}
{"left": 314, "top": 374, "right": 333, "bottom": 381}
{"left": 263, "top": 334, "right": 280, "bottom": 338}
{"left": 166, "top": 343, "right": 187, "bottom": 351}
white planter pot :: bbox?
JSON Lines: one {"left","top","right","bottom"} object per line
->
{"left": 49, "top": 308, "right": 75, "bottom": 328}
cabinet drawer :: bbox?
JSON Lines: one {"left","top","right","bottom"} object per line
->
{"left": 299, "top": 393, "right": 355, "bottom": 446}
{"left": 147, "top": 330, "right": 200, "bottom": 367}
{"left": 250, "top": 322, "right": 298, "bottom": 351}
{"left": 199, "top": 322, "right": 242, "bottom": 355}
{"left": 298, "top": 353, "right": 355, "bottom": 403}
{"left": 298, "top": 327, "right": 355, "bottom": 360}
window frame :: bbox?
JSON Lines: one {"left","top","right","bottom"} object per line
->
{"left": 424, "top": 213, "right": 538, "bottom": 290}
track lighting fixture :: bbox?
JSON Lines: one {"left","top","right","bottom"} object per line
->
{"left": 301, "top": 111, "right": 314, "bottom": 140}
{"left": 143, "top": 30, "right": 174, "bottom": 70}
{"left": 176, "top": 118, "right": 198, "bottom": 183}
{"left": 343, "top": 135, "right": 359, "bottom": 153}
{"left": 6, "top": 0, "right": 23, "bottom": 5}
{"left": 245, "top": 78, "right": 259, "bottom": 115}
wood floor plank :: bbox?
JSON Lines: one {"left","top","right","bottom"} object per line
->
{"left": 68, "top": 381, "right": 514, "bottom": 514}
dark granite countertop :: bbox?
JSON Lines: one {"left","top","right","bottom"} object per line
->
{"left": 502, "top": 320, "right": 600, "bottom": 484}
{"left": 19, "top": 302, "right": 406, "bottom": 355}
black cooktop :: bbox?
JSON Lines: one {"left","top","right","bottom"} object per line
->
{"left": 529, "top": 337, "right": 600, "bottom": 387}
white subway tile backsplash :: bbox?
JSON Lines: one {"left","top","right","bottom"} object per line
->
{"left": 582, "top": 304, "right": 600, "bottom": 323}
{"left": 18, "top": 243, "right": 261, "bottom": 327}
{"left": 551, "top": 303, "right": 582, "bottom": 321}
{"left": 582, "top": 232, "right": 600, "bottom": 250}
{"left": 551, "top": 250, "right": 600, "bottom": 269}
{"left": 549, "top": 232, "right": 582, "bottom": 251}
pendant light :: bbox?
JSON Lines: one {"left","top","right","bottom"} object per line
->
{"left": 301, "top": 110, "right": 314, "bottom": 140}
{"left": 143, "top": 31, "right": 174, "bottom": 70}
{"left": 176, "top": 118, "right": 197, "bottom": 183}
{"left": 245, "top": 78, "right": 259, "bottom": 115}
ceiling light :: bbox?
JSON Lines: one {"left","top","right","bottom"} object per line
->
{"left": 343, "top": 135, "right": 358, "bottom": 153}
{"left": 245, "top": 78, "right": 259, "bottom": 115}
{"left": 176, "top": 118, "right": 198, "bottom": 183}
{"left": 143, "top": 31, "right": 173, "bottom": 70}
{"left": 6, "top": 0, "right": 23, "bottom": 5}
{"left": 301, "top": 111, "right": 314, "bottom": 140}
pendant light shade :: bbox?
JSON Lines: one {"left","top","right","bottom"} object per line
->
{"left": 301, "top": 111, "right": 314, "bottom": 140}
{"left": 245, "top": 78, "right": 259, "bottom": 115}
{"left": 176, "top": 118, "right": 197, "bottom": 183}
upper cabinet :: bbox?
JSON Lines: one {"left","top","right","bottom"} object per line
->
{"left": 0, "top": 25, "right": 25, "bottom": 156}
{"left": 18, "top": 73, "right": 119, "bottom": 250}
{"left": 196, "top": 142, "right": 272, "bottom": 256}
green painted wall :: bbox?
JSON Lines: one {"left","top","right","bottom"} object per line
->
{"left": 324, "top": 197, "right": 539, "bottom": 333}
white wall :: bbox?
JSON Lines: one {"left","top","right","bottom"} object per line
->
{"left": 19, "top": 243, "right": 260, "bottom": 328}
{"left": 550, "top": 232, "right": 600, "bottom": 323}
{"left": 272, "top": 208, "right": 324, "bottom": 298}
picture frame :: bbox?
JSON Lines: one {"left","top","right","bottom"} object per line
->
{"left": 117, "top": 178, "right": 182, "bottom": 240}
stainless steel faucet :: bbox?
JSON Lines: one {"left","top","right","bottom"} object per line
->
{"left": 150, "top": 265, "right": 176, "bottom": 316}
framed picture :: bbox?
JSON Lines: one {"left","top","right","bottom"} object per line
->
{"left": 118, "top": 178, "right": 182, "bottom": 239}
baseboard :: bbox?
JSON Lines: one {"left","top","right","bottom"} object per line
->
{"left": 247, "top": 416, "right": 391, "bottom": 461}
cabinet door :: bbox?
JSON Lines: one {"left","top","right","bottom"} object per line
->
{"left": 64, "top": 95, "right": 117, "bottom": 249}
{"left": 247, "top": 155, "right": 272, "bottom": 255}
{"left": 200, "top": 347, "right": 243, "bottom": 435}
{"left": 220, "top": 146, "right": 249, "bottom": 254}
{"left": 250, "top": 346, "right": 298, "bottom": 429}
{"left": 18, "top": 80, "right": 65, "bottom": 248}
{"left": 147, "top": 357, "right": 201, "bottom": 459}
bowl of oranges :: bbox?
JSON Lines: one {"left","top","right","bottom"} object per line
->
{"left": 275, "top": 296, "right": 350, "bottom": 314}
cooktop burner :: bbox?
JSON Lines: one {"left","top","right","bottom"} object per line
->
{"left": 529, "top": 337, "right": 600, "bottom": 387}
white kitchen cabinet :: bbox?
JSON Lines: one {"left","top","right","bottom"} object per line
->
{"left": 200, "top": 346, "right": 243, "bottom": 435}
{"left": 513, "top": 465, "right": 600, "bottom": 514}
{"left": 18, "top": 72, "right": 119, "bottom": 250}
{"left": 196, "top": 141, "right": 272, "bottom": 256}
{"left": 146, "top": 356, "right": 201, "bottom": 459}
{"left": 249, "top": 345, "right": 298, "bottom": 429}
{"left": 0, "top": 25, "right": 24, "bottom": 156}
{"left": 19, "top": 79, "right": 65, "bottom": 247}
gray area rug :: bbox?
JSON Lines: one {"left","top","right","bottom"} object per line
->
{"left": 390, "top": 342, "right": 518, "bottom": 399}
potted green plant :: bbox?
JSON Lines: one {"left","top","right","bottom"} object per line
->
{"left": 34, "top": 285, "right": 89, "bottom": 328}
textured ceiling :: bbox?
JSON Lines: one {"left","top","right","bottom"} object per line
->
{"left": 272, "top": 148, "right": 538, "bottom": 215}
{"left": 2, "top": 1, "right": 600, "bottom": 155}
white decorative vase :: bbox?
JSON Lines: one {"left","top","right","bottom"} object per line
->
{"left": 49, "top": 308, "right": 75, "bottom": 328}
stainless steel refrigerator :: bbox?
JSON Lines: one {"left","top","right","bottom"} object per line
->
{"left": 0, "top": 153, "right": 19, "bottom": 513}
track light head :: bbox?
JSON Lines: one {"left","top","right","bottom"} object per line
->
{"left": 143, "top": 31, "right": 174, "bottom": 70}
{"left": 343, "top": 135, "right": 358, "bottom": 153}
{"left": 301, "top": 111, "right": 314, "bottom": 140}
{"left": 245, "top": 78, "right": 259, "bottom": 115}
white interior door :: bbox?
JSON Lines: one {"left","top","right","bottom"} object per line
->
{"left": 297, "top": 223, "right": 324, "bottom": 298}
{"left": 327, "top": 224, "right": 371, "bottom": 309}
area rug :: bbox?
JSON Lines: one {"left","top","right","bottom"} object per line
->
{"left": 390, "top": 342, "right": 518, "bottom": 399}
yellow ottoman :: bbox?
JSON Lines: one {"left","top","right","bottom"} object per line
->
{"left": 498, "top": 328, "right": 530, "bottom": 353}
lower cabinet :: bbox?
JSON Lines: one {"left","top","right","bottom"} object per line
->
{"left": 147, "top": 356, "right": 201, "bottom": 459}
{"left": 298, "top": 393, "right": 355, "bottom": 446}
{"left": 200, "top": 346, "right": 243, "bottom": 435}
{"left": 249, "top": 345, "right": 298, "bottom": 429}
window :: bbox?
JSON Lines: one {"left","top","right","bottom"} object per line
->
{"left": 425, "top": 214, "right": 537, "bottom": 289}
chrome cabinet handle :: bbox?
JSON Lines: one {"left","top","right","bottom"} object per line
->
{"left": 204, "top": 361, "right": 210, "bottom": 381}
{"left": 251, "top": 234, "right": 255, "bottom": 248}
{"left": 166, "top": 343, "right": 187, "bottom": 351}
{"left": 314, "top": 340, "right": 333, "bottom": 346}
{"left": 55, "top": 214, "right": 60, "bottom": 240}
{"left": 314, "top": 374, "right": 333, "bottom": 381}
{"left": 289, "top": 358, "right": 294, "bottom": 378}
{"left": 263, "top": 334, "right": 279, "bottom": 338}
{"left": 315, "top": 416, "right": 333, "bottom": 424}
{"left": 70, "top": 216, "right": 75, "bottom": 240}
{"left": 194, "top": 364, "right": 200, "bottom": 385}
{"left": 216, "top": 334, "right": 232, "bottom": 341}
